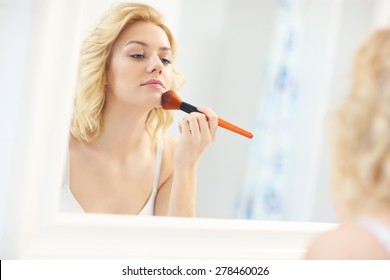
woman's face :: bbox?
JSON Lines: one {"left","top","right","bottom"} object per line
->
{"left": 106, "top": 21, "right": 173, "bottom": 110}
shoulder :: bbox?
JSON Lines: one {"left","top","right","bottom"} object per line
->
{"left": 157, "top": 135, "right": 177, "bottom": 188}
{"left": 161, "top": 135, "right": 177, "bottom": 162}
{"left": 164, "top": 135, "right": 178, "bottom": 152}
{"left": 304, "top": 221, "right": 389, "bottom": 259}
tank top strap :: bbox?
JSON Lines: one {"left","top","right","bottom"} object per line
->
{"left": 137, "top": 142, "right": 163, "bottom": 215}
{"left": 358, "top": 216, "right": 390, "bottom": 255}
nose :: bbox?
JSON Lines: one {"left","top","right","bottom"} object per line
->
{"left": 146, "top": 54, "right": 163, "bottom": 74}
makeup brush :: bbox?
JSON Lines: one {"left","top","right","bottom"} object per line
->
{"left": 161, "top": 90, "right": 253, "bottom": 139}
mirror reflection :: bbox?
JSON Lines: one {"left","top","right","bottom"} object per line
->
{"left": 59, "top": 0, "right": 389, "bottom": 222}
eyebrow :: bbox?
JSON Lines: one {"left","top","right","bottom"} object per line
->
{"left": 124, "top": 40, "right": 171, "bottom": 52}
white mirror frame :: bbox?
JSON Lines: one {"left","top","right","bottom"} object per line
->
{"left": 4, "top": 0, "right": 336, "bottom": 259}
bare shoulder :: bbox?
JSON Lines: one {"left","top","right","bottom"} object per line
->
{"left": 304, "top": 222, "right": 390, "bottom": 259}
{"left": 157, "top": 135, "right": 177, "bottom": 189}
{"left": 164, "top": 135, "right": 178, "bottom": 152}
{"left": 162, "top": 135, "right": 177, "bottom": 163}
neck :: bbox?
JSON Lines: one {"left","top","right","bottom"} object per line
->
{"left": 91, "top": 101, "right": 153, "bottom": 159}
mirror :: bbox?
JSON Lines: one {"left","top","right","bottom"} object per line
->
{"left": 61, "top": 0, "right": 390, "bottom": 221}
{"left": 67, "top": 0, "right": 387, "bottom": 222}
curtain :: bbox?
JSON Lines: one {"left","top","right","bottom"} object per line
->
{"left": 235, "top": 0, "right": 302, "bottom": 220}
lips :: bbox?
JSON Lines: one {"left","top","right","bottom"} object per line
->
{"left": 141, "top": 79, "right": 164, "bottom": 89}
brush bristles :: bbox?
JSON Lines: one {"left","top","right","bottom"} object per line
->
{"left": 161, "top": 90, "right": 182, "bottom": 110}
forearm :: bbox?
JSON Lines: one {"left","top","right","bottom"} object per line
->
{"left": 166, "top": 107, "right": 218, "bottom": 217}
{"left": 167, "top": 164, "right": 197, "bottom": 217}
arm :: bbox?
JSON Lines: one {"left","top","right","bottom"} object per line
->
{"left": 154, "top": 155, "right": 197, "bottom": 217}
{"left": 154, "top": 107, "right": 218, "bottom": 217}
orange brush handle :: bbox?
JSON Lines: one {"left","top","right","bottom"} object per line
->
{"left": 218, "top": 117, "right": 253, "bottom": 139}
{"left": 179, "top": 101, "right": 253, "bottom": 139}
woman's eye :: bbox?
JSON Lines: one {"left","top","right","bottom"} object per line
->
{"left": 160, "top": 58, "right": 171, "bottom": 65}
{"left": 130, "top": 54, "right": 145, "bottom": 59}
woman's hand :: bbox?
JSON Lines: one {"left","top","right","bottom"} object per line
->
{"left": 175, "top": 106, "right": 218, "bottom": 167}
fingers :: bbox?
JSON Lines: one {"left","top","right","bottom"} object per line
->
{"left": 178, "top": 113, "right": 203, "bottom": 137}
{"left": 197, "top": 107, "right": 218, "bottom": 139}
{"left": 178, "top": 118, "right": 191, "bottom": 136}
{"left": 175, "top": 108, "right": 218, "bottom": 166}
{"left": 177, "top": 107, "right": 218, "bottom": 140}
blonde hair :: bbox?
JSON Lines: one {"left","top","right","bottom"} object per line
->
{"left": 71, "top": 2, "right": 184, "bottom": 143}
{"left": 329, "top": 28, "right": 390, "bottom": 217}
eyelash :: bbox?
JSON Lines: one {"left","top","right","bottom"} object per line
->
{"left": 130, "top": 54, "right": 145, "bottom": 59}
{"left": 130, "top": 54, "right": 171, "bottom": 65}
{"left": 160, "top": 58, "right": 171, "bottom": 65}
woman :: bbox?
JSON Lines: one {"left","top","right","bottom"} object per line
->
{"left": 305, "top": 28, "right": 390, "bottom": 259}
{"left": 60, "top": 3, "right": 218, "bottom": 217}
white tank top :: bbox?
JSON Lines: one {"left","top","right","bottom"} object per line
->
{"left": 59, "top": 144, "right": 163, "bottom": 216}
{"left": 358, "top": 215, "right": 390, "bottom": 255}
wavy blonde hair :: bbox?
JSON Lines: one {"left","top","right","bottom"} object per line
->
{"left": 71, "top": 2, "right": 184, "bottom": 143}
{"left": 329, "top": 28, "right": 390, "bottom": 218}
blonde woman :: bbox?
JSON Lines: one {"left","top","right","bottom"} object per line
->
{"left": 60, "top": 3, "right": 218, "bottom": 216}
{"left": 305, "top": 28, "right": 390, "bottom": 259}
